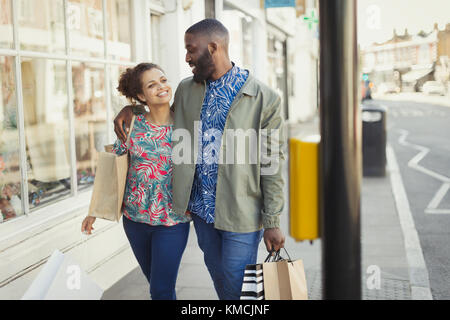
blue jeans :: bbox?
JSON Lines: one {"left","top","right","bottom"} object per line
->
{"left": 191, "top": 214, "right": 264, "bottom": 300}
{"left": 122, "top": 216, "right": 190, "bottom": 300}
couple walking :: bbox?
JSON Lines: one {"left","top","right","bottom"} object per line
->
{"left": 81, "top": 19, "right": 286, "bottom": 300}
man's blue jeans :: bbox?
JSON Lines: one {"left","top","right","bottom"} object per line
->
{"left": 191, "top": 214, "right": 264, "bottom": 300}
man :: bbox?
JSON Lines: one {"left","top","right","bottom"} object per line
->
{"left": 114, "top": 19, "right": 285, "bottom": 300}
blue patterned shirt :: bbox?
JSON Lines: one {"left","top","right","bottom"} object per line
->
{"left": 187, "top": 64, "right": 249, "bottom": 223}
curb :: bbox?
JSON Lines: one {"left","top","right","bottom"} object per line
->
{"left": 386, "top": 144, "right": 433, "bottom": 300}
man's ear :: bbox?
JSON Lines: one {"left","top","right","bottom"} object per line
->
{"left": 208, "top": 42, "right": 218, "bottom": 55}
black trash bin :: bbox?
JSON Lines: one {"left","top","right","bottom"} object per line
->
{"left": 361, "top": 105, "right": 387, "bottom": 176}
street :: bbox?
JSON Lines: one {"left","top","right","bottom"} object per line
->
{"left": 366, "top": 97, "right": 450, "bottom": 299}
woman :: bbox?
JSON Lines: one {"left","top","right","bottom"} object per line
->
{"left": 81, "top": 63, "right": 191, "bottom": 300}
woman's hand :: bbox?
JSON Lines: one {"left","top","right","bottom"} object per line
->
{"left": 81, "top": 216, "right": 96, "bottom": 235}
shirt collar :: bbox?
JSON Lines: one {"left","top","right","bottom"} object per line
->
{"left": 207, "top": 62, "right": 239, "bottom": 88}
{"left": 203, "top": 63, "right": 257, "bottom": 97}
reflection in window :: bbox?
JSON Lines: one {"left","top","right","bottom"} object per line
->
{"left": 72, "top": 62, "right": 107, "bottom": 190}
{"left": 107, "top": 0, "right": 131, "bottom": 61}
{"left": 0, "top": 56, "right": 22, "bottom": 223}
{"left": 21, "top": 58, "right": 71, "bottom": 209}
{"left": 110, "top": 65, "right": 129, "bottom": 117}
{"left": 18, "top": 0, "right": 66, "bottom": 54}
{"left": 68, "top": 0, "right": 104, "bottom": 58}
{"left": 0, "top": 0, "right": 14, "bottom": 49}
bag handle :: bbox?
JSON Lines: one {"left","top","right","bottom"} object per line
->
{"left": 264, "top": 248, "right": 293, "bottom": 263}
{"left": 125, "top": 115, "right": 137, "bottom": 150}
{"left": 264, "top": 250, "right": 282, "bottom": 263}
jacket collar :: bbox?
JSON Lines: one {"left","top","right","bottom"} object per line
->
{"left": 241, "top": 73, "right": 258, "bottom": 97}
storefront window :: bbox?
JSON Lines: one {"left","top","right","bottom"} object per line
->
{"left": 0, "top": 56, "right": 22, "bottom": 223}
{"left": 68, "top": 0, "right": 104, "bottom": 58}
{"left": 21, "top": 58, "right": 71, "bottom": 209}
{"left": 0, "top": 0, "right": 14, "bottom": 49}
{"left": 72, "top": 62, "right": 107, "bottom": 190}
{"left": 107, "top": 0, "right": 131, "bottom": 61}
{"left": 1, "top": 0, "right": 135, "bottom": 218}
{"left": 110, "top": 64, "right": 129, "bottom": 117}
{"left": 18, "top": 0, "right": 66, "bottom": 54}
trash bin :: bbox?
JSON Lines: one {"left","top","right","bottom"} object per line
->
{"left": 361, "top": 105, "right": 387, "bottom": 176}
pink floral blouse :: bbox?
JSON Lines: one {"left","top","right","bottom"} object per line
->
{"left": 112, "top": 114, "right": 191, "bottom": 226}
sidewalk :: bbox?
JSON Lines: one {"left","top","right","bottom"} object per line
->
{"left": 102, "top": 117, "right": 414, "bottom": 300}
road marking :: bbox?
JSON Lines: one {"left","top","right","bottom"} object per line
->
{"left": 387, "top": 144, "right": 433, "bottom": 300}
{"left": 397, "top": 129, "right": 450, "bottom": 214}
{"left": 426, "top": 183, "right": 450, "bottom": 214}
{"left": 389, "top": 109, "right": 446, "bottom": 118}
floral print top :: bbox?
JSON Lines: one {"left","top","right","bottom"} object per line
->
{"left": 112, "top": 114, "right": 191, "bottom": 226}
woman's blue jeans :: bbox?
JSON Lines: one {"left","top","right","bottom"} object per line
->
{"left": 122, "top": 216, "right": 190, "bottom": 300}
{"left": 191, "top": 214, "right": 264, "bottom": 300}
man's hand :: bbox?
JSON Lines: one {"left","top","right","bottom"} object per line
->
{"left": 114, "top": 105, "right": 135, "bottom": 143}
{"left": 263, "top": 227, "right": 285, "bottom": 254}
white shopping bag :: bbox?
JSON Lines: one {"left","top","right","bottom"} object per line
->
{"left": 22, "top": 249, "right": 103, "bottom": 300}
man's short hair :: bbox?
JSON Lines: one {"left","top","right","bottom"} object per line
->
{"left": 185, "top": 18, "right": 229, "bottom": 43}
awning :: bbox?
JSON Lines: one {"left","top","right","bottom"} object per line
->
{"left": 402, "top": 68, "right": 433, "bottom": 82}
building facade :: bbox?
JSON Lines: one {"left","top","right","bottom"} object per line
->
{"left": 361, "top": 28, "right": 439, "bottom": 92}
{"left": 0, "top": 0, "right": 318, "bottom": 299}
{"left": 436, "top": 23, "right": 450, "bottom": 87}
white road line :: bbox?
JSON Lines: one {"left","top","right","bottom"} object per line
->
{"left": 426, "top": 183, "right": 450, "bottom": 210}
{"left": 387, "top": 144, "right": 433, "bottom": 300}
{"left": 397, "top": 129, "right": 450, "bottom": 214}
{"left": 425, "top": 209, "right": 450, "bottom": 214}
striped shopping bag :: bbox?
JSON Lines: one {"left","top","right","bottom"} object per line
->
{"left": 240, "top": 264, "right": 264, "bottom": 300}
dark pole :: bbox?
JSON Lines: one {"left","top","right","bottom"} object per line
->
{"left": 319, "top": 0, "right": 362, "bottom": 299}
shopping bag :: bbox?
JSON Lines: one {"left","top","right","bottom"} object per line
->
{"left": 263, "top": 249, "right": 308, "bottom": 300}
{"left": 240, "top": 264, "right": 264, "bottom": 300}
{"left": 21, "top": 250, "right": 103, "bottom": 300}
{"left": 88, "top": 115, "right": 136, "bottom": 221}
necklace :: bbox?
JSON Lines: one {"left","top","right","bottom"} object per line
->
{"left": 144, "top": 110, "right": 173, "bottom": 126}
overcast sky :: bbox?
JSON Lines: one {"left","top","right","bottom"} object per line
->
{"left": 357, "top": 0, "right": 450, "bottom": 48}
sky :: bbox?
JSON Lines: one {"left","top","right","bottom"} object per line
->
{"left": 357, "top": 0, "right": 450, "bottom": 48}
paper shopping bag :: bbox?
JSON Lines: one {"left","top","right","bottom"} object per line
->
{"left": 22, "top": 250, "right": 103, "bottom": 300}
{"left": 263, "top": 253, "right": 308, "bottom": 300}
{"left": 87, "top": 151, "right": 128, "bottom": 221}
{"left": 88, "top": 115, "right": 135, "bottom": 222}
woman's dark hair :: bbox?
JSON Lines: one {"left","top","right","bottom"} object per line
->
{"left": 117, "top": 63, "right": 165, "bottom": 104}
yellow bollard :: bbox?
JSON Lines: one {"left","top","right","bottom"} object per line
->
{"left": 289, "top": 135, "right": 320, "bottom": 242}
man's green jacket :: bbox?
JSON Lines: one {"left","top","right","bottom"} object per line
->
{"left": 170, "top": 73, "right": 286, "bottom": 233}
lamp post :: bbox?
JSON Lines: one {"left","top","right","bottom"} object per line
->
{"left": 319, "top": 0, "right": 362, "bottom": 300}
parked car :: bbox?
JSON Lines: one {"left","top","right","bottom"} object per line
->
{"left": 377, "top": 82, "right": 400, "bottom": 94}
{"left": 422, "top": 81, "right": 445, "bottom": 96}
